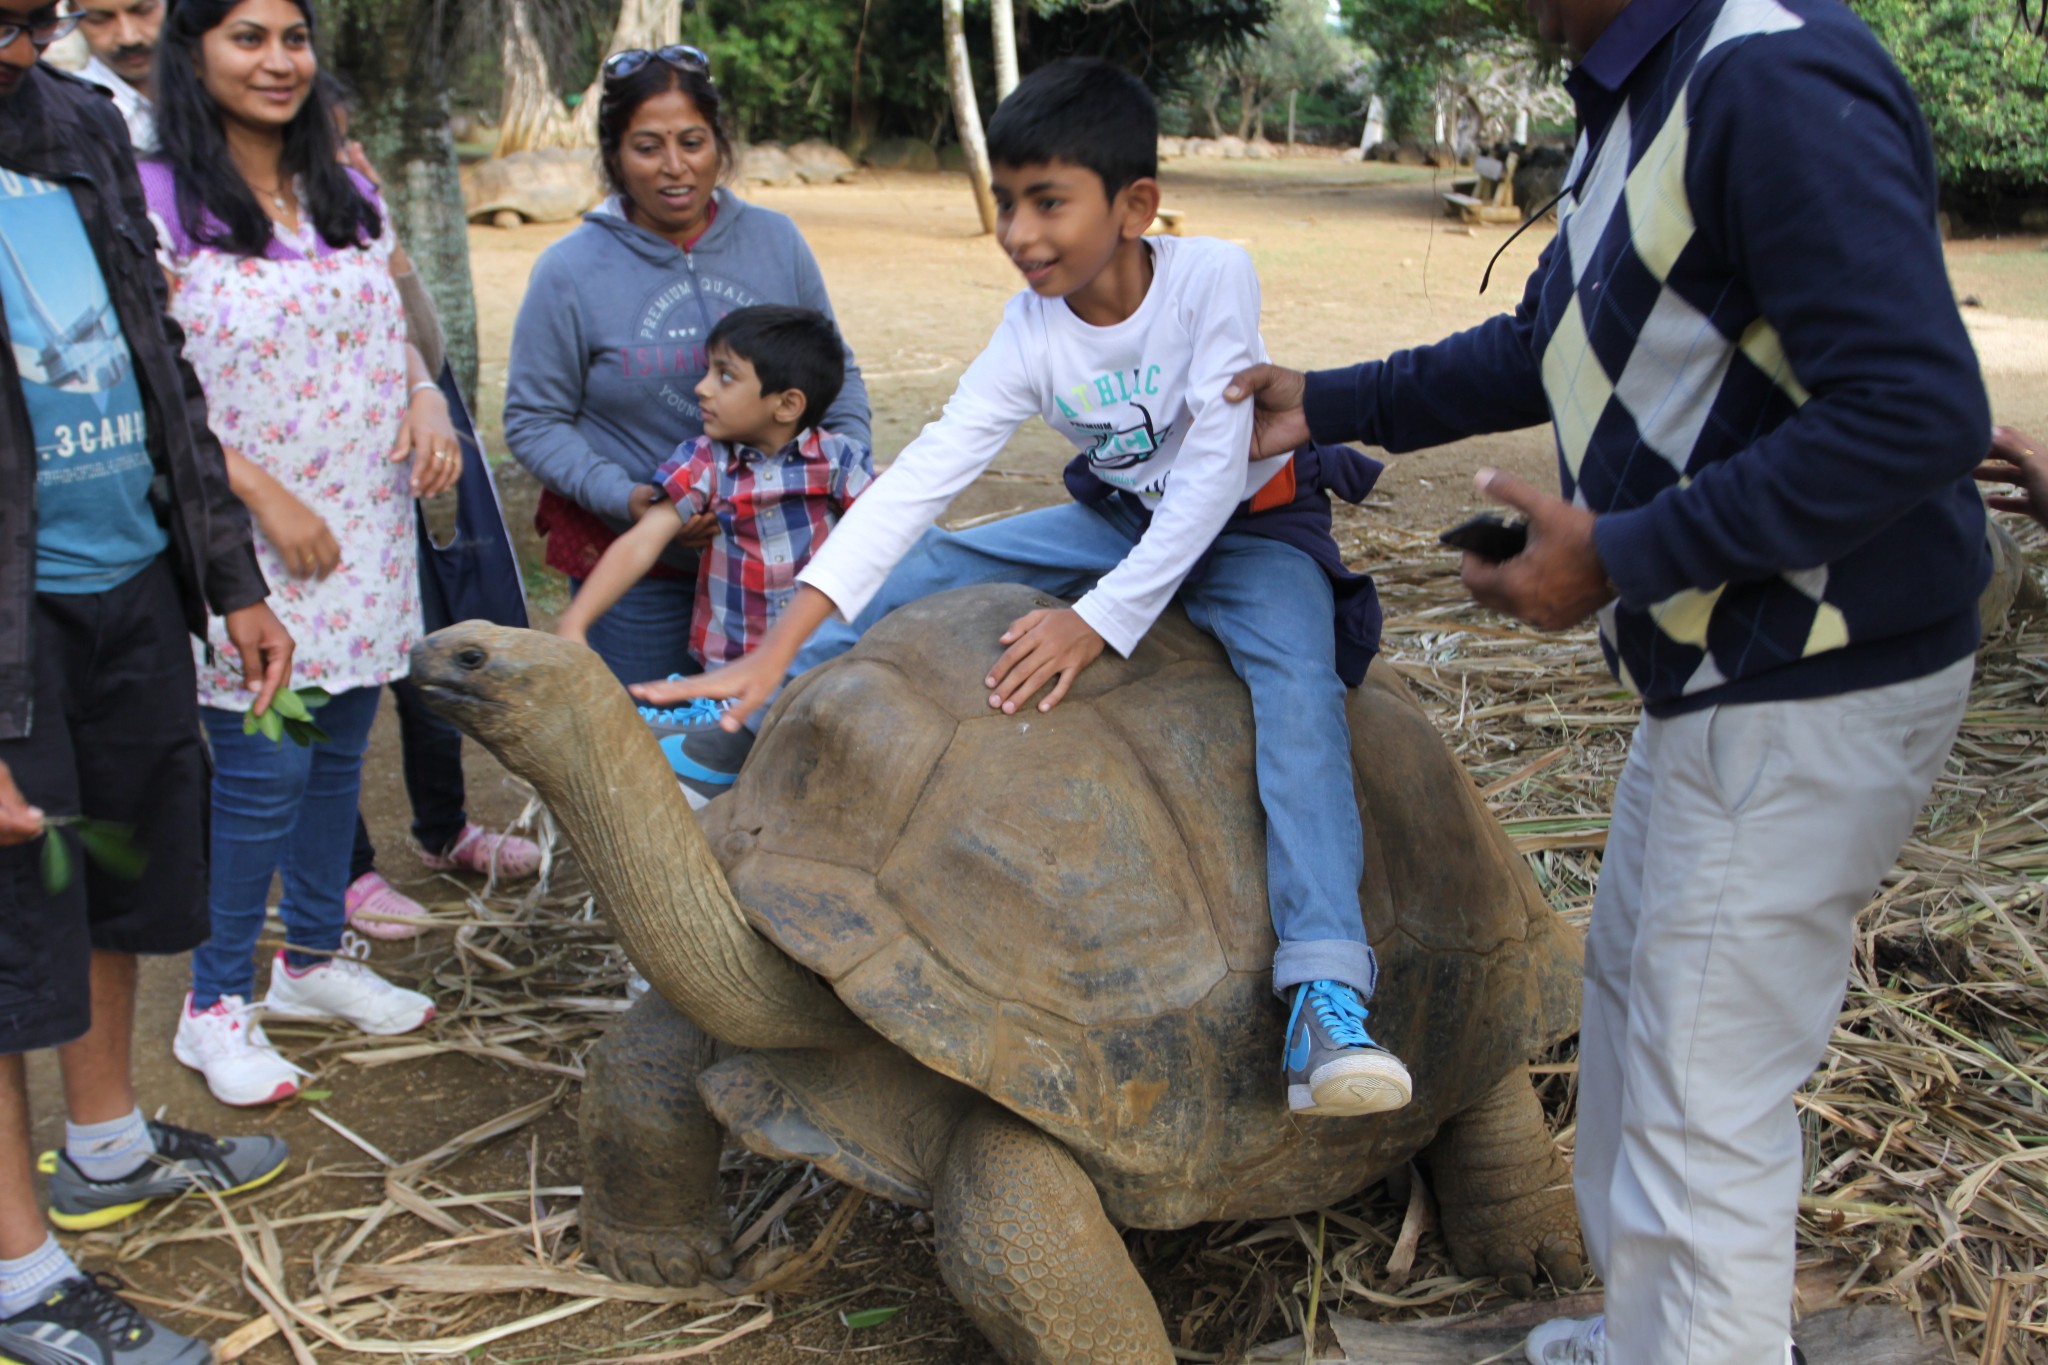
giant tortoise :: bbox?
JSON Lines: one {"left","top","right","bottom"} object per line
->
{"left": 412, "top": 583, "right": 1586, "bottom": 1363}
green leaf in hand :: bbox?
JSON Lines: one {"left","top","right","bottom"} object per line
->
{"left": 40, "top": 829, "right": 70, "bottom": 895}
{"left": 246, "top": 689, "right": 334, "bottom": 747}
{"left": 78, "top": 820, "right": 146, "bottom": 881}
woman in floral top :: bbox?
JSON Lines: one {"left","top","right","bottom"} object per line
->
{"left": 142, "top": 0, "right": 457, "bottom": 1106}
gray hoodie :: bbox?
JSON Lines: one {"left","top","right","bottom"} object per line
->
{"left": 504, "top": 189, "right": 870, "bottom": 528}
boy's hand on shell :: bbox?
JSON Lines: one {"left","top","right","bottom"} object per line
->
{"left": 632, "top": 654, "right": 776, "bottom": 731}
{"left": 987, "top": 607, "right": 1106, "bottom": 715}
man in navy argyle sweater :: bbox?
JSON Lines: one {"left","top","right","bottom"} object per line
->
{"left": 1229, "top": 0, "right": 1989, "bottom": 1357}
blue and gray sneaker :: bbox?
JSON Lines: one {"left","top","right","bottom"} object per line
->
{"left": 0, "top": 1274, "right": 210, "bottom": 1365}
{"left": 659, "top": 725, "right": 757, "bottom": 810}
{"left": 1282, "top": 980, "right": 1413, "bottom": 1116}
{"left": 40, "top": 1119, "right": 289, "bottom": 1231}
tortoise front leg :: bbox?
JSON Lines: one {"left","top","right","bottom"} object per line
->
{"left": 1423, "top": 1071, "right": 1586, "bottom": 1297}
{"left": 932, "top": 1105, "right": 1171, "bottom": 1365}
{"left": 580, "top": 992, "right": 736, "bottom": 1287}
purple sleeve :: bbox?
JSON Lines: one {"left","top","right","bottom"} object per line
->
{"left": 136, "top": 159, "right": 195, "bottom": 261}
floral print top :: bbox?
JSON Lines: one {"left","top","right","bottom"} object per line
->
{"left": 140, "top": 164, "right": 419, "bottom": 710}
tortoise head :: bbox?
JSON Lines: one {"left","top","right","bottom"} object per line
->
{"left": 412, "top": 623, "right": 866, "bottom": 1053}
{"left": 410, "top": 624, "right": 620, "bottom": 781}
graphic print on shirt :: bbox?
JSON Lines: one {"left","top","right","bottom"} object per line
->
{"left": 0, "top": 167, "right": 165, "bottom": 592}
{"left": 1055, "top": 363, "right": 1179, "bottom": 493}
{"left": 621, "top": 272, "right": 761, "bottom": 424}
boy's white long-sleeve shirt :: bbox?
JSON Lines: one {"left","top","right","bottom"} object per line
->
{"left": 796, "top": 235, "right": 1292, "bottom": 656}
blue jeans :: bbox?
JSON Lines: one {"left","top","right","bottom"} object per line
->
{"left": 567, "top": 573, "right": 700, "bottom": 690}
{"left": 791, "top": 501, "right": 1377, "bottom": 997}
{"left": 190, "top": 685, "right": 383, "bottom": 1007}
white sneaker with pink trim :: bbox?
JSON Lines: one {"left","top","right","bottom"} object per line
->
{"left": 344, "top": 871, "right": 431, "bottom": 941}
{"left": 172, "top": 993, "right": 306, "bottom": 1107}
{"left": 417, "top": 822, "right": 542, "bottom": 881}
{"left": 262, "top": 940, "right": 436, "bottom": 1036}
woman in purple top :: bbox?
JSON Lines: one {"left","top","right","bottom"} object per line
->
{"left": 140, "top": 0, "right": 456, "bottom": 1107}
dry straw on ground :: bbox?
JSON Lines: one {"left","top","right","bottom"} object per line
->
{"left": 77, "top": 508, "right": 2048, "bottom": 1363}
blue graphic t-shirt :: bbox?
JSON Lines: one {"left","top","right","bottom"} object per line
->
{"left": 0, "top": 168, "right": 165, "bottom": 593}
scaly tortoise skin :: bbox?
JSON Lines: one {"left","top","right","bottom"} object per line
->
{"left": 413, "top": 583, "right": 1585, "bottom": 1364}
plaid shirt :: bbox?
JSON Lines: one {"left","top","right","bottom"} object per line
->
{"left": 657, "top": 428, "right": 874, "bottom": 667}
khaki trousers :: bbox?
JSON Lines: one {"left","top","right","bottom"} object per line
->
{"left": 1578, "top": 657, "right": 1972, "bottom": 1364}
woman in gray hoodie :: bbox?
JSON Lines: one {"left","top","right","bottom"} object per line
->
{"left": 504, "top": 48, "right": 870, "bottom": 687}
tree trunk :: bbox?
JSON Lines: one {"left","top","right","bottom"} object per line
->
{"left": 1200, "top": 81, "right": 1224, "bottom": 137}
{"left": 493, "top": 0, "right": 678, "bottom": 154}
{"left": 990, "top": 0, "right": 1020, "bottom": 100}
{"left": 327, "top": 1, "right": 479, "bottom": 401}
{"left": 495, "top": 0, "right": 574, "bottom": 155}
{"left": 942, "top": 0, "right": 997, "bottom": 234}
{"left": 1286, "top": 90, "right": 1297, "bottom": 147}
{"left": 567, "top": 0, "right": 680, "bottom": 147}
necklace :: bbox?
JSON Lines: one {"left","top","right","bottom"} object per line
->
{"left": 249, "top": 177, "right": 290, "bottom": 212}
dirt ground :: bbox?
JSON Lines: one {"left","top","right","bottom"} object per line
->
{"left": 27, "top": 158, "right": 2048, "bottom": 1363}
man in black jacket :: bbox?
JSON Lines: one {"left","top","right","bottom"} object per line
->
{"left": 0, "top": 7, "right": 297, "bottom": 1362}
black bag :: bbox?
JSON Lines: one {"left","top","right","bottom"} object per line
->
{"left": 415, "top": 363, "right": 530, "bottom": 632}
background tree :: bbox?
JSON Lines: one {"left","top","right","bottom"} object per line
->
{"left": 497, "top": 0, "right": 682, "bottom": 155}
{"left": 1850, "top": 0, "right": 2048, "bottom": 195}
{"left": 318, "top": 0, "right": 480, "bottom": 399}
{"left": 1336, "top": 0, "right": 1531, "bottom": 138}
{"left": 944, "top": 0, "right": 1000, "bottom": 231}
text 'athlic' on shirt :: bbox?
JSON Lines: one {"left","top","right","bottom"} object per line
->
{"left": 0, "top": 168, "right": 165, "bottom": 594}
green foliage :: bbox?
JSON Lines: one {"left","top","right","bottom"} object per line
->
{"left": 1337, "top": 0, "right": 1533, "bottom": 135}
{"left": 1850, "top": 0, "right": 2048, "bottom": 192}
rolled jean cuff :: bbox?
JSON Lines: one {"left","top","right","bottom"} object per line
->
{"left": 1272, "top": 940, "right": 1378, "bottom": 999}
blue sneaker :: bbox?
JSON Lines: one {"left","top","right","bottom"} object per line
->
{"left": 1282, "top": 980, "right": 1413, "bottom": 1116}
{"left": 659, "top": 725, "right": 756, "bottom": 810}
{"left": 637, "top": 682, "right": 730, "bottom": 740}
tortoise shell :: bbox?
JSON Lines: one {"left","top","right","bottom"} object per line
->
{"left": 698, "top": 584, "right": 1579, "bottom": 1227}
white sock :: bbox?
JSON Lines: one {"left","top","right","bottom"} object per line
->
{"left": 64, "top": 1106, "right": 154, "bottom": 1183}
{"left": 0, "top": 1234, "right": 78, "bottom": 1319}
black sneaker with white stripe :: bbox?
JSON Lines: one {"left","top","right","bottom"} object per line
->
{"left": 0, "top": 1274, "right": 209, "bottom": 1365}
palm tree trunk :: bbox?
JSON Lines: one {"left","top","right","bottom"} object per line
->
{"left": 990, "top": 0, "right": 1020, "bottom": 100}
{"left": 942, "top": 0, "right": 997, "bottom": 234}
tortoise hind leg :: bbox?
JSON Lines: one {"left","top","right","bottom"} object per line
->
{"left": 932, "top": 1105, "right": 1171, "bottom": 1365}
{"left": 1423, "top": 1072, "right": 1586, "bottom": 1297}
{"left": 580, "top": 992, "right": 735, "bottom": 1287}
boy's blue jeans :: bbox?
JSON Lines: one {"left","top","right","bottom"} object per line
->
{"left": 190, "top": 685, "right": 382, "bottom": 1008}
{"left": 791, "top": 500, "right": 1378, "bottom": 999}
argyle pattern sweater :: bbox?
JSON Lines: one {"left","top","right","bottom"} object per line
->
{"left": 1304, "top": 0, "right": 1990, "bottom": 715}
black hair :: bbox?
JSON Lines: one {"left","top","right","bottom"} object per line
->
{"left": 153, "top": 0, "right": 380, "bottom": 258}
{"left": 595, "top": 60, "right": 732, "bottom": 200}
{"left": 705, "top": 305, "right": 845, "bottom": 435}
{"left": 986, "top": 58, "right": 1158, "bottom": 200}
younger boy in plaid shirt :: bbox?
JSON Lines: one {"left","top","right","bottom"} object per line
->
{"left": 559, "top": 306, "right": 872, "bottom": 805}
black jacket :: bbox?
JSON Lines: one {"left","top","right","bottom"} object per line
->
{"left": 0, "top": 64, "right": 267, "bottom": 739}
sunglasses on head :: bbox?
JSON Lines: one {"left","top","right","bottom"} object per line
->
{"left": 602, "top": 45, "right": 712, "bottom": 83}
{"left": 0, "top": 10, "right": 82, "bottom": 50}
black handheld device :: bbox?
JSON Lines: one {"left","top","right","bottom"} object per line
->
{"left": 1438, "top": 513, "right": 1529, "bottom": 562}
